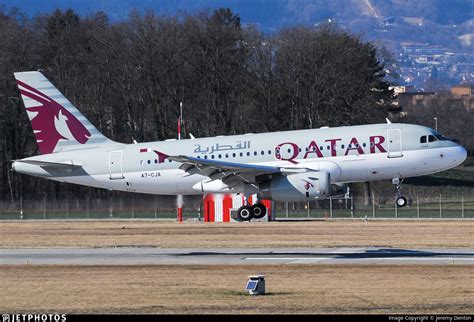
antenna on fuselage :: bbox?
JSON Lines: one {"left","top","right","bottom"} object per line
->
{"left": 385, "top": 118, "right": 392, "bottom": 124}
{"left": 178, "top": 102, "right": 183, "bottom": 140}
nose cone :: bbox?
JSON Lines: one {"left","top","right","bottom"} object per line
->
{"left": 454, "top": 145, "right": 468, "bottom": 166}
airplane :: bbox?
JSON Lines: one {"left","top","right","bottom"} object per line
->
{"left": 11, "top": 71, "right": 468, "bottom": 221}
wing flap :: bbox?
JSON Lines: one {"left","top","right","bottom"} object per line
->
{"left": 169, "top": 155, "right": 281, "bottom": 173}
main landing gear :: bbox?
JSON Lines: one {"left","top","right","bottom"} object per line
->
{"left": 392, "top": 178, "right": 407, "bottom": 208}
{"left": 237, "top": 202, "right": 267, "bottom": 221}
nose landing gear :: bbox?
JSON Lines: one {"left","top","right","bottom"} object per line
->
{"left": 393, "top": 178, "right": 407, "bottom": 208}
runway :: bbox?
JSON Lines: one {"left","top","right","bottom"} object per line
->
{"left": 1, "top": 247, "right": 474, "bottom": 265}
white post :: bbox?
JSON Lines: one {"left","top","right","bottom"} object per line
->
{"left": 372, "top": 193, "right": 375, "bottom": 218}
{"left": 109, "top": 196, "right": 113, "bottom": 218}
{"left": 286, "top": 202, "right": 289, "bottom": 218}
{"left": 307, "top": 201, "right": 310, "bottom": 218}
{"left": 329, "top": 196, "right": 333, "bottom": 219}
{"left": 395, "top": 199, "right": 398, "bottom": 219}
{"left": 43, "top": 195, "right": 47, "bottom": 220}
{"left": 461, "top": 196, "right": 464, "bottom": 219}
{"left": 417, "top": 196, "right": 420, "bottom": 218}
{"left": 130, "top": 198, "right": 134, "bottom": 219}
{"left": 439, "top": 194, "right": 442, "bottom": 218}
{"left": 20, "top": 196, "right": 24, "bottom": 220}
{"left": 87, "top": 197, "right": 90, "bottom": 219}
{"left": 350, "top": 195, "right": 354, "bottom": 218}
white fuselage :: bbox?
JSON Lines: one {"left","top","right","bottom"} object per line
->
{"left": 13, "top": 123, "right": 467, "bottom": 197}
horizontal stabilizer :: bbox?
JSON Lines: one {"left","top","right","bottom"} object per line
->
{"left": 14, "top": 159, "right": 82, "bottom": 169}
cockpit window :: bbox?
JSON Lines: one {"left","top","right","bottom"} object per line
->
{"left": 428, "top": 135, "right": 436, "bottom": 142}
{"left": 435, "top": 134, "right": 446, "bottom": 141}
{"left": 420, "top": 136, "right": 427, "bottom": 143}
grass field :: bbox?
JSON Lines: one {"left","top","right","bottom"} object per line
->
{"left": 1, "top": 220, "right": 473, "bottom": 248}
{"left": 1, "top": 265, "right": 472, "bottom": 314}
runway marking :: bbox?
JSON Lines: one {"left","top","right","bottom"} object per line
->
{"left": 244, "top": 257, "right": 332, "bottom": 260}
{"left": 244, "top": 257, "right": 474, "bottom": 262}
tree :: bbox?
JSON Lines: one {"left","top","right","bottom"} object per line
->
{"left": 0, "top": 8, "right": 400, "bottom": 200}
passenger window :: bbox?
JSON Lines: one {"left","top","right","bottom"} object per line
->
{"left": 247, "top": 152, "right": 250, "bottom": 156}
{"left": 254, "top": 151, "right": 257, "bottom": 156}
{"left": 420, "top": 136, "right": 427, "bottom": 143}
{"left": 147, "top": 160, "right": 151, "bottom": 164}
{"left": 428, "top": 135, "right": 436, "bottom": 142}
{"left": 240, "top": 152, "right": 243, "bottom": 157}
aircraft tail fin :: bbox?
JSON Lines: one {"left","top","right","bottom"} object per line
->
{"left": 14, "top": 71, "right": 116, "bottom": 154}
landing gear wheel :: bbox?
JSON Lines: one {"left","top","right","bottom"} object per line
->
{"left": 237, "top": 205, "right": 254, "bottom": 221}
{"left": 396, "top": 196, "right": 407, "bottom": 208}
{"left": 392, "top": 178, "right": 407, "bottom": 208}
{"left": 252, "top": 203, "right": 267, "bottom": 219}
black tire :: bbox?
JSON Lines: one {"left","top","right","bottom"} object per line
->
{"left": 252, "top": 203, "right": 267, "bottom": 219}
{"left": 396, "top": 196, "right": 407, "bottom": 208}
{"left": 237, "top": 205, "right": 254, "bottom": 221}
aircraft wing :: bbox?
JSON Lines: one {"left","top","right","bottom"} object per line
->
{"left": 169, "top": 155, "right": 303, "bottom": 186}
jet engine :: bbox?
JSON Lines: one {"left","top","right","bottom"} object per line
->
{"left": 258, "top": 171, "right": 330, "bottom": 202}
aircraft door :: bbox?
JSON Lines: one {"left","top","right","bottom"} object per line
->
{"left": 109, "top": 150, "right": 125, "bottom": 179}
{"left": 387, "top": 129, "right": 403, "bottom": 158}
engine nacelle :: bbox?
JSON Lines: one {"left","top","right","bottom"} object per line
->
{"left": 258, "top": 171, "right": 330, "bottom": 202}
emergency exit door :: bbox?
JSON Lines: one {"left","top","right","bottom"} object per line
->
{"left": 387, "top": 129, "right": 403, "bottom": 158}
{"left": 109, "top": 150, "right": 124, "bottom": 179}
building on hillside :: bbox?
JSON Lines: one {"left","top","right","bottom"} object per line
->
{"left": 449, "top": 84, "right": 474, "bottom": 109}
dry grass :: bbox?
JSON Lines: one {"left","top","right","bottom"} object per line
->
{"left": 0, "top": 264, "right": 472, "bottom": 314}
{"left": 0, "top": 220, "right": 473, "bottom": 248}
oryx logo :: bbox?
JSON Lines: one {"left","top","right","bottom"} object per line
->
{"left": 17, "top": 80, "right": 91, "bottom": 154}
{"left": 303, "top": 180, "right": 314, "bottom": 191}
{"left": 153, "top": 150, "right": 169, "bottom": 163}
{"left": 2, "top": 314, "right": 9, "bottom": 322}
